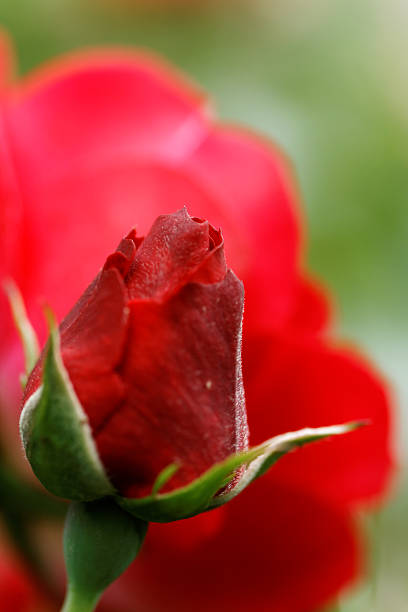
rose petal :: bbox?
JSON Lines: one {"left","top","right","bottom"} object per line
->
{"left": 1, "top": 54, "right": 301, "bottom": 352}
{"left": 95, "top": 270, "right": 246, "bottom": 497}
{"left": 287, "top": 276, "right": 331, "bottom": 334}
{"left": 244, "top": 333, "right": 392, "bottom": 505}
{"left": 114, "top": 478, "right": 359, "bottom": 612}
{"left": 6, "top": 49, "right": 209, "bottom": 180}
{"left": 125, "top": 208, "right": 219, "bottom": 300}
{"left": 185, "top": 126, "right": 301, "bottom": 330}
{"left": 23, "top": 267, "right": 128, "bottom": 430}
{"left": 0, "top": 555, "right": 39, "bottom": 612}
{"left": 0, "top": 49, "right": 210, "bottom": 348}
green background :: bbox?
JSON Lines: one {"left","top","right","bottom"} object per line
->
{"left": 1, "top": 0, "right": 406, "bottom": 609}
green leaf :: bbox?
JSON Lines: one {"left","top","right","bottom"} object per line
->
{"left": 3, "top": 279, "right": 39, "bottom": 384}
{"left": 118, "top": 422, "right": 362, "bottom": 522}
{"left": 62, "top": 499, "right": 147, "bottom": 612}
{"left": 20, "top": 315, "right": 115, "bottom": 501}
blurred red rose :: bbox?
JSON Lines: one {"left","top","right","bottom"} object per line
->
{"left": 0, "top": 551, "right": 47, "bottom": 612}
{"left": 23, "top": 209, "right": 247, "bottom": 498}
{"left": 0, "top": 34, "right": 392, "bottom": 612}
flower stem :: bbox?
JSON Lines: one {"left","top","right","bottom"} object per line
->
{"left": 61, "top": 499, "right": 147, "bottom": 612}
{"left": 61, "top": 587, "right": 100, "bottom": 612}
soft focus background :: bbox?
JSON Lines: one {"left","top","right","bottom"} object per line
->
{"left": 0, "top": 0, "right": 406, "bottom": 609}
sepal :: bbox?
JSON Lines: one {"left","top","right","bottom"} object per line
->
{"left": 20, "top": 313, "right": 115, "bottom": 501}
{"left": 118, "top": 422, "right": 362, "bottom": 522}
{"left": 209, "top": 422, "right": 365, "bottom": 509}
{"left": 3, "top": 279, "right": 39, "bottom": 386}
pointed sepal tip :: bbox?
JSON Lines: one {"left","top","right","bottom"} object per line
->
{"left": 20, "top": 313, "right": 115, "bottom": 501}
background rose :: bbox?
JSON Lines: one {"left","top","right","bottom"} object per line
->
{"left": 0, "top": 550, "right": 47, "bottom": 612}
{"left": 0, "top": 34, "right": 392, "bottom": 612}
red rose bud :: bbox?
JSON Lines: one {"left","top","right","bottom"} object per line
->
{"left": 21, "top": 210, "right": 246, "bottom": 496}
{"left": 19, "top": 209, "right": 359, "bottom": 522}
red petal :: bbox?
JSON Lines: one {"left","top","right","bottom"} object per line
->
{"left": 185, "top": 126, "right": 301, "bottom": 330}
{"left": 112, "top": 478, "right": 359, "bottom": 612}
{"left": 104, "top": 236, "right": 138, "bottom": 278}
{"left": 59, "top": 267, "right": 129, "bottom": 429}
{"left": 6, "top": 49, "right": 209, "bottom": 179}
{"left": 23, "top": 267, "right": 129, "bottom": 431}
{"left": 125, "top": 208, "right": 223, "bottom": 300}
{"left": 95, "top": 270, "right": 247, "bottom": 497}
{"left": 1, "top": 50, "right": 210, "bottom": 346}
{"left": 0, "top": 555, "right": 39, "bottom": 612}
{"left": 286, "top": 276, "right": 331, "bottom": 334}
{"left": 0, "top": 35, "right": 24, "bottom": 368}
{"left": 244, "top": 333, "right": 393, "bottom": 506}
{"left": 1, "top": 54, "right": 301, "bottom": 353}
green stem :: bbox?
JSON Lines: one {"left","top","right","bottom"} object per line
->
{"left": 61, "top": 587, "right": 100, "bottom": 612}
{"left": 61, "top": 499, "right": 147, "bottom": 612}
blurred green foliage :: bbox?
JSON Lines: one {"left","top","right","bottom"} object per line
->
{"left": 0, "top": 0, "right": 406, "bottom": 609}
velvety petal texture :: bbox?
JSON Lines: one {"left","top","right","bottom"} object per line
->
{"left": 23, "top": 210, "right": 247, "bottom": 498}
{"left": 0, "top": 36, "right": 392, "bottom": 612}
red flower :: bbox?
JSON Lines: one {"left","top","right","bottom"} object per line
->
{"left": 23, "top": 209, "right": 247, "bottom": 498}
{"left": 0, "top": 552, "right": 46, "bottom": 612}
{"left": 0, "top": 35, "right": 392, "bottom": 611}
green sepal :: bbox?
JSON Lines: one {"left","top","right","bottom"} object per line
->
{"left": 3, "top": 279, "right": 39, "bottom": 385}
{"left": 151, "top": 462, "right": 180, "bottom": 494}
{"left": 20, "top": 314, "right": 115, "bottom": 501}
{"left": 117, "top": 422, "right": 362, "bottom": 522}
{"left": 208, "top": 422, "right": 365, "bottom": 509}
{"left": 62, "top": 499, "right": 147, "bottom": 612}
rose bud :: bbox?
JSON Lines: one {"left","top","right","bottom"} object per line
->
{"left": 19, "top": 209, "right": 358, "bottom": 522}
